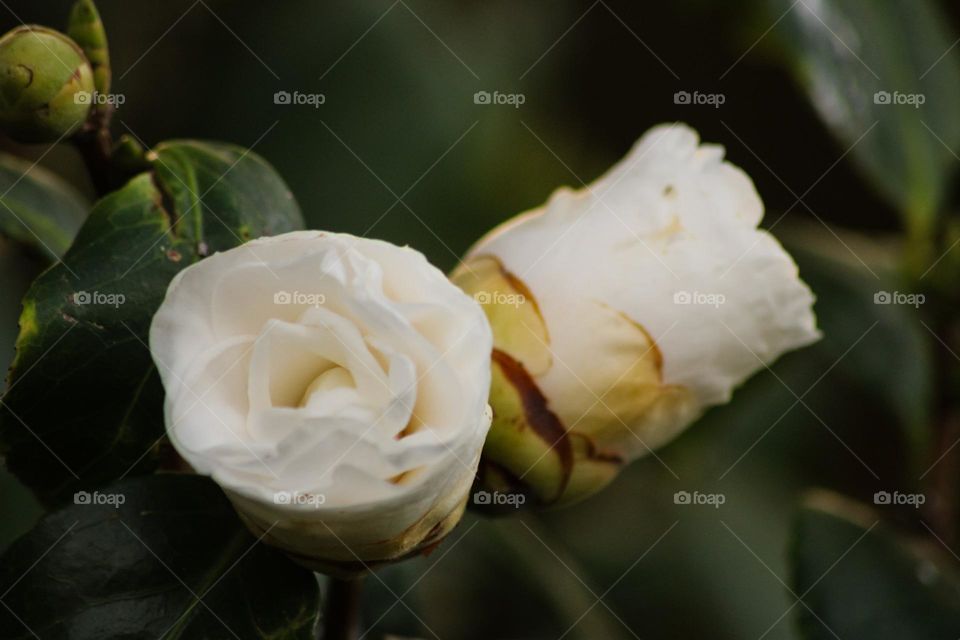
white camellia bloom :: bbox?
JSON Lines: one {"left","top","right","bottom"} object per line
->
{"left": 150, "top": 231, "right": 493, "bottom": 573}
{"left": 453, "top": 123, "right": 819, "bottom": 508}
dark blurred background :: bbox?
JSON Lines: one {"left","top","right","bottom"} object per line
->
{"left": 2, "top": 1, "right": 959, "bottom": 638}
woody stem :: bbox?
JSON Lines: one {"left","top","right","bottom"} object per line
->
{"left": 321, "top": 576, "right": 364, "bottom": 640}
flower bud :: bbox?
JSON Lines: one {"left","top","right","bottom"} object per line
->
{"left": 0, "top": 26, "right": 94, "bottom": 143}
{"left": 454, "top": 123, "right": 820, "bottom": 509}
{"left": 67, "top": 0, "right": 110, "bottom": 96}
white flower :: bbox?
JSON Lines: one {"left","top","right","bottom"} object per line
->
{"left": 150, "top": 231, "right": 492, "bottom": 572}
{"left": 453, "top": 123, "right": 819, "bottom": 507}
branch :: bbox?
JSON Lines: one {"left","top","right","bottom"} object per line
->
{"left": 72, "top": 104, "right": 115, "bottom": 196}
{"left": 321, "top": 576, "right": 364, "bottom": 640}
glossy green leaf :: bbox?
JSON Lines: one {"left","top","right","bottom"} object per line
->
{"left": 0, "top": 152, "right": 88, "bottom": 261}
{"left": 771, "top": 0, "right": 960, "bottom": 230}
{"left": 0, "top": 140, "right": 303, "bottom": 505}
{"left": 0, "top": 474, "right": 320, "bottom": 639}
{"left": 792, "top": 492, "right": 960, "bottom": 639}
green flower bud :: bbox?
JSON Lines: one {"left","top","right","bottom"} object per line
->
{"left": 111, "top": 133, "right": 150, "bottom": 173}
{"left": 68, "top": 0, "right": 110, "bottom": 96}
{"left": 0, "top": 26, "right": 95, "bottom": 143}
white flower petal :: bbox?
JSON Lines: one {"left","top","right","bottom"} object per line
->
{"left": 149, "top": 231, "right": 493, "bottom": 569}
{"left": 468, "top": 123, "right": 819, "bottom": 462}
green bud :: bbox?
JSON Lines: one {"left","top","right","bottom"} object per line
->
{"left": 111, "top": 133, "right": 150, "bottom": 173}
{"left": 0, "top": 26, "right": 94, "bottom": 143}
{"left": 67, "top": 0, "right": 110, "bottom": 96}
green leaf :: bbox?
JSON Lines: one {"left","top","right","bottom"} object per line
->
{"left": 0, "top": 151, "right": 88, "bottom": 261}
{"left": 0, "top": 474, "right": 320, "bottom": 639}
{"left": 785, "top": 229, "right": 933, "bottom": 472}
{"left": 0, "top": 140, "right": 303, "bottom": 505}
{"left": 0, "top": 239, "right": 44, "bottom": 549}
{"left": 792, "top": 492, "right": 960, "bottom": 640}
{"left": 770, "top": 0, "right": 960, "bottom": 231}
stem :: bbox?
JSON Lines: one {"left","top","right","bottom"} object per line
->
{"left": 72, "top": 104, "right": 115, "bottom": 196}
{"left": 321, "top": 576, "right": 364, "bottom": 640}
{"left": 922, "top": 312, "right": 960, "bottom": 546}
{"left": 925, "top": 413, "right": 960, "bottom": 544}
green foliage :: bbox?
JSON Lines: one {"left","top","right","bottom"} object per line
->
{"left": 786, "top": 229, "right": 933, "bottom": 471}
{"left": 770, "top": 0, "right": 960, "bottom": 237}
{"left": 0, "top": 474, "right": 320, "bottom": 639}
{"left": 792, "top": 493, "right": 960, "bottom": 639}
{"left": 0, "top": 151, "right": 87, "bottom": 261}
{"left": 0, "top": 239, "right": 44, "bottom": 549}
{"left": 0, "top": 141, "right": 303, "bottom": 506}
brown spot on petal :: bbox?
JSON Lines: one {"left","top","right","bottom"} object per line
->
{"left": 482, "top": 254, "right": 547, "bottom": 334}
{"left": 596, "top": 302, "right": 663, "bottom": 374}
{"left": 570, "top": 432, "right": 624, "bottom": 465}
{"left": 492, "top": 348, "right": 573, "bottom": 496}
{"left": 418, "top": 519, "right": 449, "bottom": 554}
{"left": 244, "top": 496, "right": 467, "bottom": 578}
{"left": 387, "top": 467, "right": 418, "bottom": 485}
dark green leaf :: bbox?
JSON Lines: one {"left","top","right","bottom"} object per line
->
{"left": 0, "top": 238, "right": 43, "bottom": 550}
{"left": 792, "top": 492, "right": 960, "bottom": 640}
{"left": 0, "top": 151, "right": 88, "bottom": 261}
{"left": 770, "top": 0, "right": 960, "bottom": 229}
{"left": 0, "top": 474, "right": 320, "bottom": 639}
{"left": 0, "top": 140, "right": 303, "bottom": 505}
{"left": 0, "top": 238, "right": 41, "bottom": 377}
{"left": 785, "top": 230, "right": 932, "bottom": 472}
